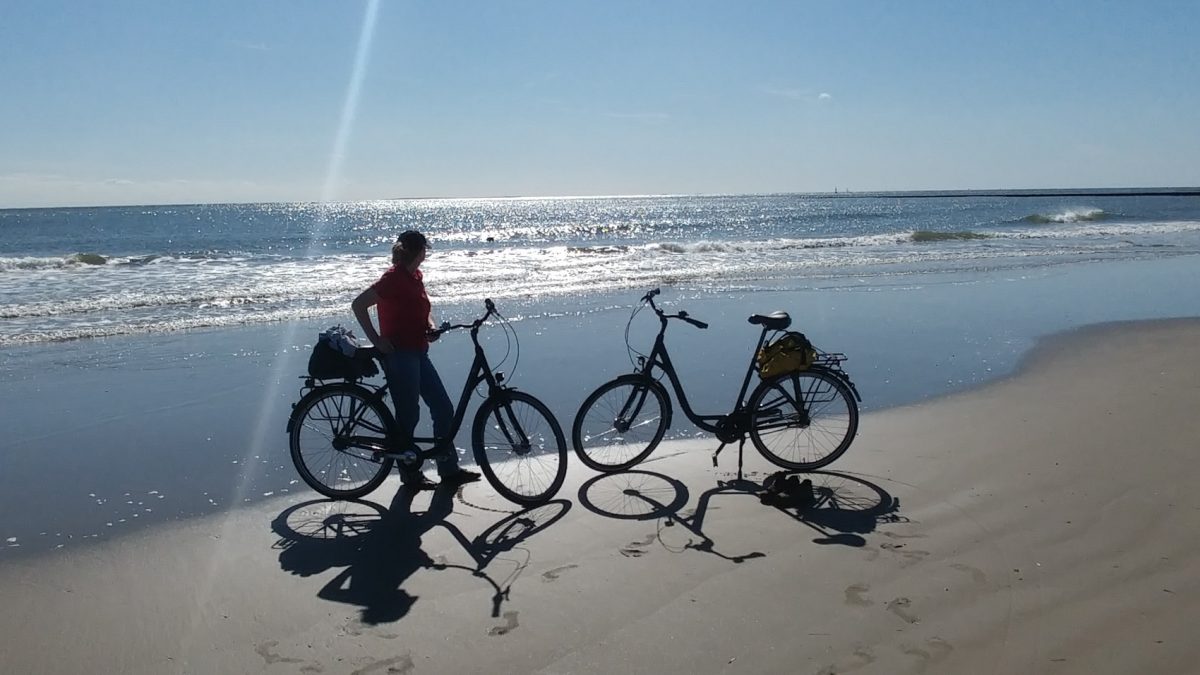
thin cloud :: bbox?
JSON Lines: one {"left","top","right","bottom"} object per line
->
{"left": 763, "top": 86, "right": 833, "bottom": 103}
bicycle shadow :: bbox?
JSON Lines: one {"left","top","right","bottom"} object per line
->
{"left": 759, "top": 470, "right": 905, "bottom": 547}
{"left": 271, "top": 486, "right": 570, "bottom": 625}
{"left": 577, "top": 470, "right": 765, "bottom": 563}
{"left": 577, "top": 469, "right": 902, "bottom": 554}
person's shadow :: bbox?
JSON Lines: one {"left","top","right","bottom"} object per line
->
{"left": 272, "top": 485, "right": 569, "bottom": 625}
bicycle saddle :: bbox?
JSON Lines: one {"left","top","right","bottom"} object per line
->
{"left": 748, "top": 311, "right": 791, "bottom": 330}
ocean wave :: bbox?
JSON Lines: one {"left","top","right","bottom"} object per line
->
{"left": 0, "top": 250, "right": 321, "bottom": 274}
{"left": 0, "top": 284, "right": 352, "bottom": 320}
{"left": 0, "top": 254, "right": 111, "bottom": 271}
{"left": 911, "top": 230, "right": 992, "bottom": 242}
{"left": 1006, "top": 220, "right": 1200, "bottom": 240}
{"left": 1022, "top": 208, "right": 1106, "bottom": 224}
{"left": 649, "top": 241, "right": 746, "bottom": 254}
{"left": 565, "top": 244, "right": 631, "bottom": 255}
{"left": 0, "top": 305, "right": 350, "bottom": 347}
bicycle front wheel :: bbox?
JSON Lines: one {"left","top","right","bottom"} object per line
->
{"left": 472, "top": 391, "right": 567, "bottom": 506}
{"left": 289, "top": 384, "right": 394, "bottom": 499}
{"left": 572, "top": 376, "right": 669, "bottom": 472}
{"left": 748, "top": 369, "right": 858, "bottom": 471}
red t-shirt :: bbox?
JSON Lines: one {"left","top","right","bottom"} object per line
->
{"left": 371, "top": 266, "right": 431, "bottom": 351}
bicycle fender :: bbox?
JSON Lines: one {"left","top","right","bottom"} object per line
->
{"left": 809, "top": 366, "right": 863, "bottom": 402}
{"left": 286, "top": 382, "right": 383, "bottom": 433}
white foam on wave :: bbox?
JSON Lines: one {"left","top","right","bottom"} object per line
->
{"left": 1023, "top": 207, "right": 1107, "bottom": 224}
{"left": 5, "top": 219, "right": 1199, "bottom": 346}
{"left": 1007, "top": 219, "right": 1200, "bottom": 240}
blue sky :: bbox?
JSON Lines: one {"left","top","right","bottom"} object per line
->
{"left": 2, "top": 0, "right": 1198, "bottom": 207}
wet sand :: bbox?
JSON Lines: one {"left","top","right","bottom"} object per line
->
{"left": 2, "top": 317, "right": 1199, "bottom": 674}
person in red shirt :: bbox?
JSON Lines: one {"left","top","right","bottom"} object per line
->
{"left": 352, "top": 230, "right": 480, "bottom": 489}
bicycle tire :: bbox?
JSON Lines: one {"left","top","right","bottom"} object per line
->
{"left": 289, "top": 383, "right": 395, "bottom": 499}
{"left": 472, "top": 390, "right": 567, "bottom": 506}
{"left": 747, "top": 368, "right": 858, "bottom": 471}
{"left": 572, "top": 375, "right": 670, "bottom": 472}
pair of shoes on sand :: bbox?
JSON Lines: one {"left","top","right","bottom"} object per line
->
{"left": 402, "top": 469, "right": 482, "bottom": 492}
{"left": 759, "top": 471, "right": 816, "bottom": 509}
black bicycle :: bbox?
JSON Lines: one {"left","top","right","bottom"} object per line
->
{"left": 287, "top": 299, "right": 568, "bottom": 506}
{"left": 572, "top": 289, "right": 861, "bottom": 476}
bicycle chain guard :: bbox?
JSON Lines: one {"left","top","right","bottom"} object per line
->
{"left": 714, "top": 413, "right": 747, "bottom": 444}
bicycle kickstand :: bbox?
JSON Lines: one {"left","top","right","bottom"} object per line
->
{"left": 711, "top": 439, "right": 747, "bottom": 481}
{"left": 736, "top": 437, "right": 746, "bottom": 481}
{"left": 711, "top": 442, "right": 726, "bottom": 468}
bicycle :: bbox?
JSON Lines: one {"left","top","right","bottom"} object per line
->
{"left": 572, "top": 289, "right": 862, "bottom": 477}
{"left": 287, "top": 299, "right": 568, "bottom": 506}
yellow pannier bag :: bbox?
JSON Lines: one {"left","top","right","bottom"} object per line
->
{"left": 756, "top": 331, "right": 817, "bottom": 379}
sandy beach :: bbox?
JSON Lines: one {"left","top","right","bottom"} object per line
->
{"left": 2, "top": 317, "right": 1199, "bottom": 674}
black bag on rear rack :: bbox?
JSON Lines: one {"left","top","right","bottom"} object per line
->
{"left": 307, "top": 328, "right": 379, "bottom": 380}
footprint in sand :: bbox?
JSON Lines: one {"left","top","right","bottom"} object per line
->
{"left": 815, "top": 647, "right": 876, "bottom": 675}
{"left": 489, "top": 611, "right": 520, "bottom": 636}
{"left": 349, "top": 653, "right": 415, "bottom": 675}
{"left": 254, "top": 641, "right": 304, "bottom": 665}
{"left": 901, "top": 637, "right": 954, "bottom": 670}
{"left": 339, "top": 618, "right": 399, "bottom": 639}
{"left": 844, "top": 583, "right": 873, "bottom": 606}
{"left": 881, "top": 542, "right": 930, "bottom": 566}
{"left": 882, "top": 530, "right": 927, "bottom": 540}
{"left": 620, "top": 534, "right": 657, "bottom": 558}
{"left": 886, "top": 597, "right": 919, "bottom": 624}
{"left": 542, "top": 564, "right": 579, "bottom": 582}
{"left": 950, "top": 562, "right": 987, "bottom": 586}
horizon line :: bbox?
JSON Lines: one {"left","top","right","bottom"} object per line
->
{"left": 4, "top": 185, "right": 1200, "bottom": 211}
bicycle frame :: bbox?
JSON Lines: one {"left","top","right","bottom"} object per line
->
{"left": 635, "top": 316, "right": 773, "bottom": 438}
{"left": 407, "top": 317, "right": 516, "bottom": 449}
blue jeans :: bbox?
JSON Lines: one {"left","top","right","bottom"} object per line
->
{"left": 383, "top": 349, "right": 459, "bottom": 479}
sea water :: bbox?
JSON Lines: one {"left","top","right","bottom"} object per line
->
{"left": 3, "top": 190, "right": 1200, "bottom": 346}
{"left": 3, "top": 191, "right": 1200, "bottom": 557}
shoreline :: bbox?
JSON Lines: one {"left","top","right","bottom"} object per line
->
{"left": 2, "top": 316, "right": 1199, "bottom": 673}
{"left": 2, "top": 291, "right": 1200, "bottom": 563}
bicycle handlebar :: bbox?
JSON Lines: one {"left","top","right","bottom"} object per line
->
{"left": 641, "top": 288, "right": 707, "bottom": 329}
{"left": 420, "top": 298, "right": 499, "bottom": 340}
{"left": 674, "top": 310, "right": 709, "bottom": 330}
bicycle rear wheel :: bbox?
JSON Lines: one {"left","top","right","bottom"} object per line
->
{"left": 289, "top": 384, "right": 394, "bottom": 499}
{"left": 748, "top": 369, "right": 858, "bottom": 471}
{"left": 472, "top": 391, "right": 567, "bottom": 506}
{"left": 572, "top": 376, "right": 669, "bottom": 471}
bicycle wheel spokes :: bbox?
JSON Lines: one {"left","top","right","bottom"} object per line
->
{"left": 474, "top": 392, "right": 567, "bottom": 505}
{"left": 302, "top": 395, "right": 385, "bottom": 456}
{"left": 749, "top": 370, "right": 858, "bottom": 471}
{"left": 572, "top": 378, "right": 668, "bottom": 471}
{"left": 290, "top": 386, "right": 394, "bottom": 499}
